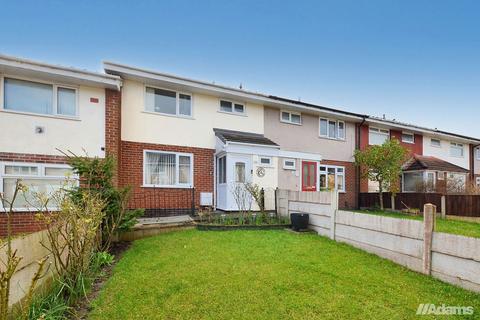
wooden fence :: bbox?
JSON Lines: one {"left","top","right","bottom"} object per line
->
{"left": 359, "top": 192, "right": 480, "bottom": 217}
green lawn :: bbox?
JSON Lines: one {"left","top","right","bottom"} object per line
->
{"left": 355, "top": 210, "right": 480, "bottom": 239}
{"left": 90, "top": 230, "right": 479, "bottom": 319}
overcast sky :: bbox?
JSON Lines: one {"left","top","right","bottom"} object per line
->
{"left": 1, "top": 0, "right": 479, "bottom": 137}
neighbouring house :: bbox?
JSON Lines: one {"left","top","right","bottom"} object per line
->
{"left": 358, "top": 117, "right": 480, "bottom": 194}
{"left": 0, "top": 54, "right": 121, "bottom": 236}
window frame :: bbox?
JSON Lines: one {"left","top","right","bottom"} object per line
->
{"left": 259, "top": 156, "right": 272, "bottom": 167}
{"left": 476, "top": 148, "right": 480, "bottom": 160}
{"left": 319, "top": 117, "right": 345, "bottom": 140}
{"left": 280, "top": 110, "right": 302, "bottom": 125}
{"left": 142, "top": 150, "right": 194, "bottom": 188}
{"left": 449, "top": 142, "right": 464, "bottom": 158}
{"left": 318, "top": 165, "right": 345, "bottom": 192}
{"left": 430, "top": 138, "right": 441, "bottom": 148}
{"left": 368, "top": 127, "right": 390, "bottom": 145}
{"left": 144, "top": 84, "right": 193, "bottom": 118}
{"left": 0, "top": 162, "right": 76, "bottom": 211}
{"left": 217, "top": 156, "right": 227, "bottom": 184}
{"left": 0, "top": 75, "right": 79, "bottom": 118}
{"left": 401, "top": 132, "right": 415, "bottom": 144}
{"left": 218, "top": 98, "right": 246, "bottom": 116}
{"left": 283, "top": 159, "right": 296, "bottom": 170}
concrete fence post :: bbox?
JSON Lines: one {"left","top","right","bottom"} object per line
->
{"left": 330, "top": 191, "right": 339, "bottom": 240}
{"left": 391, "top": 194, "right": 395, "bottom": 211}
{"left": 440, "top": 196, "right": 446, "bottom": 219}
{"left": 423, "top": 203, "right": 436, "bottom": 275}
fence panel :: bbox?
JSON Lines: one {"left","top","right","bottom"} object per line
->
{"left": 359, "top": 192, "right": 392, "bottom": 209}
{"left": 446, "top": 195, "right": 480, "bottom": 217}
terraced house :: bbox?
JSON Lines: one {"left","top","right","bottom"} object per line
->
{"left": 2, "top": 54, "right": 480, "bottom": 235}
{"left": 0, "top": 54, "right": 121, "bottom": 235}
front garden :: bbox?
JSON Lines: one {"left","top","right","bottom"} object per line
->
{"left": 89, "top": 229, "right": 480, "bottom": 319}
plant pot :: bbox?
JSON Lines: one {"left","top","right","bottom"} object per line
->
{"left": 290, "top": 213, "right": 309, "bottom": 231}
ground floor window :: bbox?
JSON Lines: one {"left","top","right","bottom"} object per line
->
{"left": 0, "top": 162, "right": 74, "bottom": 210}
{"left": 402, "top": 171, "right": 424, "bottom": 192}
{"left": 143, "top": 150, "right": 193, "bottom": 187}
{"left": 217, "top": 156, "right": 226, "bottom": 184}
{"left": 319, "top": 165, "right": 345, "bottom": 192}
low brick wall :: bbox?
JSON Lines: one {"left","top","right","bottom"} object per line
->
{"left": 0, "top": 213, "right": 47, "bottom": 237}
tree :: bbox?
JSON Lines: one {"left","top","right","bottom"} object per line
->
{"left": 354, "top": 139, "right": 408, "bottom": 210}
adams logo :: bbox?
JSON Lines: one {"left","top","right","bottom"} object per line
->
{"left": 416, "top": 304, "right": 474, "bottom": 316}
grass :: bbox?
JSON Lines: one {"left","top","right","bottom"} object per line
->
{"left": 89, "top": 230, "right": 480, "bottom": 319}
{"left": 355, "top": 209, "right": 480, "bottom": 239}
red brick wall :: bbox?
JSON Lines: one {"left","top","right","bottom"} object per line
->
{"left": 0, "top": 153, "right": 67, "bottom": 237}
{"left": 105, "top": 88, "right": 122, "bottom": 186}
{"left": 390, "top": 130, "right": 423, "bottom": 156}
{"left": 119, "top": 141, "right": 214, "bottom": 210}
{"left": 321, "top": 159, "right": 357, "bottom": 209}
{"left": 359, "top": 124, "right": 370, "bottom": 193}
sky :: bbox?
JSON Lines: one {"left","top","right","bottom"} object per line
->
{"left": 1, "top": 0, "right": 479, "bottom": 137}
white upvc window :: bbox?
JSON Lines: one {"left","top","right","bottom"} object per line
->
{"left": 369, "top": 127, "right": 389, "bottom": 145}
{"left": 145, "top": 86, "right": 192, "bottom": 117}
{"left": 217, "top": 156, "right": 226, "bottom": 184}
{"left": 476, "top": 148, "right": 480, "bottom": 160}
{"left": 283, "top": 159, "right": 296, "bottom": 170}
{"left": 476, "top": 177, "right": 480, "bottom": 187}
{"left": 0, "top": 162, "right": 75, "bottom": 210}
{"left": 319, "top": 165, "right": 345, "bottom": 192}
{"left": 1, "top": 76, "right": 78, "bottom": 117}
{"left": 401, "top": 132, "right": 415, "bottom": 144}
{"left": 143, "top": 150, "right": 193, "bottom": 188}
{"left": 450, "top": 142, "right": 464, "bottom": 158}
{"left": 402, "top": 171, "right": 437, "bottom": 192}
{"left": 259, "top": 156, "right": 272, "bottom": 167}
{"left": 319, "top": 118, "right": 345, "bottom": 140}
{"left": 280, "top": 110, "right": 302, "bottom": 125}
{"left": 219, "top": 99, "right": 245, "bottom": 115}
{"left": 430, "top": 138, "right": 441, "bottom": 148}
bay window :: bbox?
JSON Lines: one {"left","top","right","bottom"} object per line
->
{"left": 2, "top": 77, "right": 77, "bottom": 116}
{"left": 143, "top": 150, "right": 193, "bottom": 187}
{"left": 319, "top": 165, "right": 345, "bottom": 192}
{"left": 1, "top": 162, "right": 74, "bottom": 210}
{"left": 319, "top": 118, "right": 345, "bottom": 140}
{"left": 145, "top": 86, "right": 192, "bottom": 117}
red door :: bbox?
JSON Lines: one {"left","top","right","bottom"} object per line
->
{"left": 302, "top": 161, "right": 317, "bottom": 191}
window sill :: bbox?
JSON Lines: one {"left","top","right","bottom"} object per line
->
{"left": 402, "top": 141, "right": 415, "bottom": 144}
{"left": 280, "top": 120, "right": 302, "bottom": 126}
{"left": 318, "top": 136, "right": 346, "bottom": 142}
{"left": 0, "top": 207, "right": 60, "bottom": 213}
{"left": 142, "top": 110, "right": 194, "bottom": 120}
{"left": 217, "top": 110, "right": 247, "bottom": 117}
{"left": 142, "top": 184, "right": 194, "bottom": 189}
{"left": 0, "top": 109, "right": 80, "bottom": 121}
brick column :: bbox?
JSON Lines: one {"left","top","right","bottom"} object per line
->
{"left": 105, "top": 88, "right": 122, "bottom": 186}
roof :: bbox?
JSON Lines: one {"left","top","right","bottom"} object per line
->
{"left": 403, "top": 155, "right": 469, "bottom": 173}
{"left": 368, "top": 116, "right": 480, "bottom": 144}
{"left": 214, "top": 128, "right": 278, "bottom": 146}
{"left": 103, "top": 61, "right": 480, "bottom": 142}
{"left": 0, "top": 54, "right": 121, "bottom": 90}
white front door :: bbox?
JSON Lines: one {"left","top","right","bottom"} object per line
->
{"left": 227, "top": 154, "right": 252, "bottom": 211}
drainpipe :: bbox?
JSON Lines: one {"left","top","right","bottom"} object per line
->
{"left": 355, "top": 117, "right": 367, "bottom": 209}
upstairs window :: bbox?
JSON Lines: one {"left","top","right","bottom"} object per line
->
{"left": 450, "top": 142, "right": 464, "bottom": 158}
{"left": 319, "top": 118, "right": 345, "bottom": 140}
{"left": 219, "top": 100, "right": 245, "bottom": 115}
{"left": 401, "top": 132, "right": 415, "bottom": 144}
{"left": 280, "top": 111, "right": 301, "bottom": 125}
{"left": 369, "top": 127, "right": 389, "bottom": 145}
{"left": 145, "top": 86, "right": 192, "bottom": 117}
{"left": 431, "top": 138, "right": 441, "bottom": 148}
{"left": 3, "top": 77, "right": 77, "bottom": 117}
